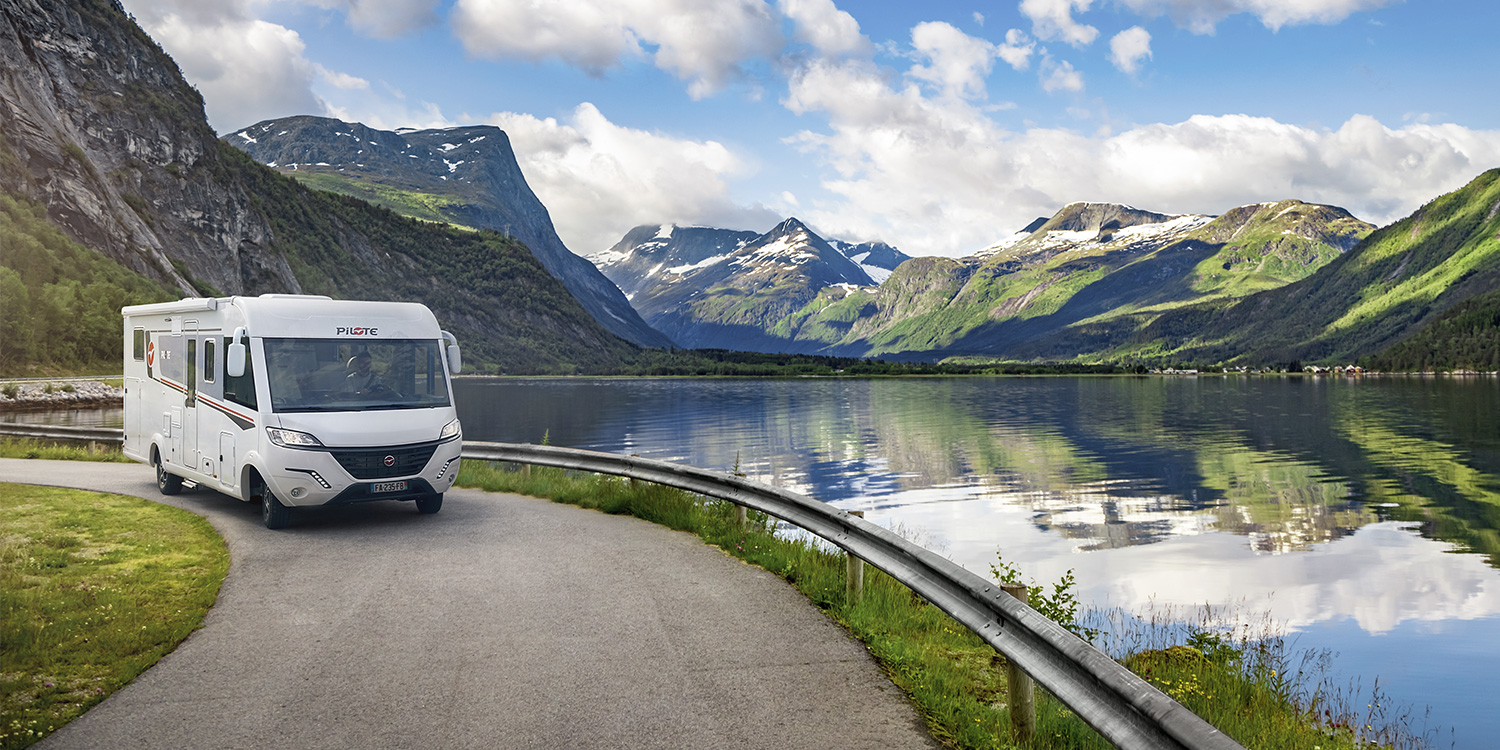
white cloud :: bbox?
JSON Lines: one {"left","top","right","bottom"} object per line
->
{"left": 777, "top": 0, "right": 869, "bottom": 58}
{"left": 1118, "top": 0, "right": 1397, "bottom": 33}
{"left": 1040, "top": 55, "right": 1085, "bottom": 93}
{"left": 998, "top": 29, "right": 1037, "bottom": 71}
{"left": 475, "top": 103, "right": 778, "bottom": 253}
{"left": 973, "top": 12, "right": 985, "bottom": 26}
{"left": 121, "top": 0, "right": 332, "bottom": 132}
{"left": 1108, "top": 26, "right": 1153, "bottom": 74}
{"left": 781, "top": 58, "right": 1500, "bottom": 257}
{"left": 451, "top": 0, "right": 785, "bottom": 99}
{"left": 908, "top": 22, "right": 1001, "bottom": 100}
{"left": 305, "top": 0, "right": 443, "bottom": 37}
{"left": 1020, "top": 0, "right": 1099, "bottom": 46}
{"left": 316, "top": 65, "right": 370, "bottom": 90}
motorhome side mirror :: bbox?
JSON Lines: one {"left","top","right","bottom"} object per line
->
{"left": 227, "top": 343, "right": 246, "bottom": 377}
{"left": 447, "top": 344, "right": 462, "bottom": 375}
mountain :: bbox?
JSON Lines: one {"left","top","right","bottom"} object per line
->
{"left": 830, "top": 240, "right": 912, "bottom": 284}
{"left": 656, "top": 200, "right": 1366, "bottom": 360}
{"left": 222, "top": 115, "right": 672, "bottom": 349}
{"left": 0, "top": 0, "right": 634, "bottom": 374}
{"left": 1145, "top": 168, "right": 1500, "bottom": 367}
{"left": 590, "top": 218, "right": 877, "bottom": 351}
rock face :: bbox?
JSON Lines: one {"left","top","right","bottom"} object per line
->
{"left": 0, "top": 0, "right": 636, "bottom": 373}
{"left": 225, "top": 116, "right": 673, "bottom": 348}
{"left": 590, "top": 218, "right": 879, "bottom": 351}
{"left": 0, "top": 0, "right": 293, "bottom": 296}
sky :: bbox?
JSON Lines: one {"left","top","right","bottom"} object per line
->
{"left": 119, "top": 0, "right": 1500, "bottom": 258}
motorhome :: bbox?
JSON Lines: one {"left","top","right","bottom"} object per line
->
{"left": 122, "top": 295, "right": 463, "bottom": 529}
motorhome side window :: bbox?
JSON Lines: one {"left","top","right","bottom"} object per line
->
{"left": 262, "top": 338, "right": 451, "bottom": 413}
{"left": 203, "top": 339, "right": 216, "bottom": 383}
{"left": 223, "top": 336, "right": 257, "bottom": 410}
{"left": 133, "top": 329, "right": 145, "bottom": 361}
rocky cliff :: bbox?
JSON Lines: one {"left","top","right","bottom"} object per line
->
{"left": 0, "top": 0, "right": 291, "bottom": 295}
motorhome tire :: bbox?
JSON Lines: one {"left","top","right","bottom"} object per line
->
{"left": 416, "top": 493, "right": 443, "bottom": 514}
{"left": 156, "top": 460, "right": 183, "bottom": 496}
{"left": 262, "top": 490, "right": 292, "bottom": 529}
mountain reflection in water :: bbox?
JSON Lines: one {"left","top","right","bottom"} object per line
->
{"left": 456, "top": 376, "right": 1499, "bottom": 560}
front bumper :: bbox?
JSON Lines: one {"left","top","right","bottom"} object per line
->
{"left": 266, "top": 439, "right": 462, "bottom": 507}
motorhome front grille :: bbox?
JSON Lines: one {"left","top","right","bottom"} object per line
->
{"left": 331, "top": 443, "right": 439, "bottom": 479}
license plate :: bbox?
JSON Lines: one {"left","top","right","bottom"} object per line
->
{"left": 370, "top": 480, "right": 408, "bottom": 494}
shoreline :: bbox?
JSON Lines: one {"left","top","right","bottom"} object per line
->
{"left": 0, "top": 380, "right": 123, "bottom": 412}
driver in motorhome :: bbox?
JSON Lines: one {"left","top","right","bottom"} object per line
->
{"left": 344, "top": 351, "right": 386, "bottom": 393}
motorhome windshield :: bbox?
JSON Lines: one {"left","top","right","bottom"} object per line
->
{"left": 263, "top": 338, "right": 451, "bottom": 413}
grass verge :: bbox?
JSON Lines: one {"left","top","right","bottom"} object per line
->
{"left": 0, "top": 439, "right": 131, "bottom": 463}
{"left": 0, "top": 483, "right": 229, "bottom": 750}
{"left": 456, "top": 461, "right": 1416, "bottom": 750}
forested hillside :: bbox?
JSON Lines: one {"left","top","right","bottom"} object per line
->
{"left": 1363, "top": 289, "right": 1500, "bottom": 372}
{"left": 0, "top": 190, "right": 174, "bottom": 373}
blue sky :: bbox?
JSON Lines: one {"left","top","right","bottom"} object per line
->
{"left": 121, "top": 0, "right": 1500, "bottom": 258}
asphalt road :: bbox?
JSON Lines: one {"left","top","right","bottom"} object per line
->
{"left": 2, "top": 458, "right": 937, "bottom": 749}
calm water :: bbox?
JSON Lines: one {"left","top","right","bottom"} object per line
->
{"left": 455, "top": 375, "right": 1500, "bottom": 748}
{"left": 17, "top": 376, "right": 1500, "bottom": 745}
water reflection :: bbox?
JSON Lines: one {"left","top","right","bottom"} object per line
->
{"left": 456, "top": 376, "right": 1500, "bottom": 560}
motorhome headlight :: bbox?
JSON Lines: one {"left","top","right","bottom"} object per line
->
{"left": 266, "top": 426, "right": 324, "bottom": 449}
{"left": 439, "top": 418, "right": 461, "bottom": 442}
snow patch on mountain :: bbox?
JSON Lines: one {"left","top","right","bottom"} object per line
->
{"left": 666, "top": 255, "right": 728, "bottom": 275}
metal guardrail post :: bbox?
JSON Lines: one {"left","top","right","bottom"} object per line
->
{"left": 1001, "top": 582, "right": 1037, "bottom": 743}
{"left": 846, "top": 510, "right": 865, "bottom": 606}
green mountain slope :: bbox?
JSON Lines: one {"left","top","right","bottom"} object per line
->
{"left": 1147, "top": 169, "right": 1500, "bottom": 366}
{"left": 1362, "top": 289, "right": 1500, "bottom": 372}
{"left": 789, "top": 201, "right": 1371, "bottom": 360}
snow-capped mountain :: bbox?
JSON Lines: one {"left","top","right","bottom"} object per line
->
{"left": 830, "top": 240, "right": 912, "bottom": 284}
{"left": 590, "top": 218, "right": 881, "bottom": 351}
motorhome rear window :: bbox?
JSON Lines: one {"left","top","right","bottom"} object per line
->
{"left": 262, "top": 338, "right": 451, "bottom": 413}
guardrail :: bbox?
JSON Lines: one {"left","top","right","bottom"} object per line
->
{"left": 0, "top": 423, "right": 1243, "bottom": 749}
{"left": 0, "top": 423, "right": 125, "bottom": 444}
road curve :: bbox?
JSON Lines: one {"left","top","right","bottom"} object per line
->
{"left": 3, "top": 458, "right": 937, "bottom": 750}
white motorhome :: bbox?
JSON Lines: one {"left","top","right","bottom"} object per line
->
{"left": 122, "top": 295, "right": 463, "bottom": 529}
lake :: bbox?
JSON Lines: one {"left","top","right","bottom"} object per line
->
{"left": 14, "top": 375, "right": 1499, "bottom": 746}
{"left": 455, "top": 375, "right": 1500, "bottom": 748}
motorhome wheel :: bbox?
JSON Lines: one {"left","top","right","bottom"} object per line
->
{"left": 416, "top": 493, "right": 443, "bottom": 514}
{"left": 156, "top": 459, "right": 183, "bottom": 496}
{"left": 262, "top": 490, "right": 292, "bottom": 529}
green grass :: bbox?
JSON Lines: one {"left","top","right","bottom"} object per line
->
{"left": 0, "top": 483, "right": 229, "bottom": 749}
{"left": 286, "top": 171, "right": 474, "bottom": 229}
{"left": 0, "top": 439, "right": 131, "bottom": 463}
{"left": 456, "top": 462, "right": 1415, "bottom": 749}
